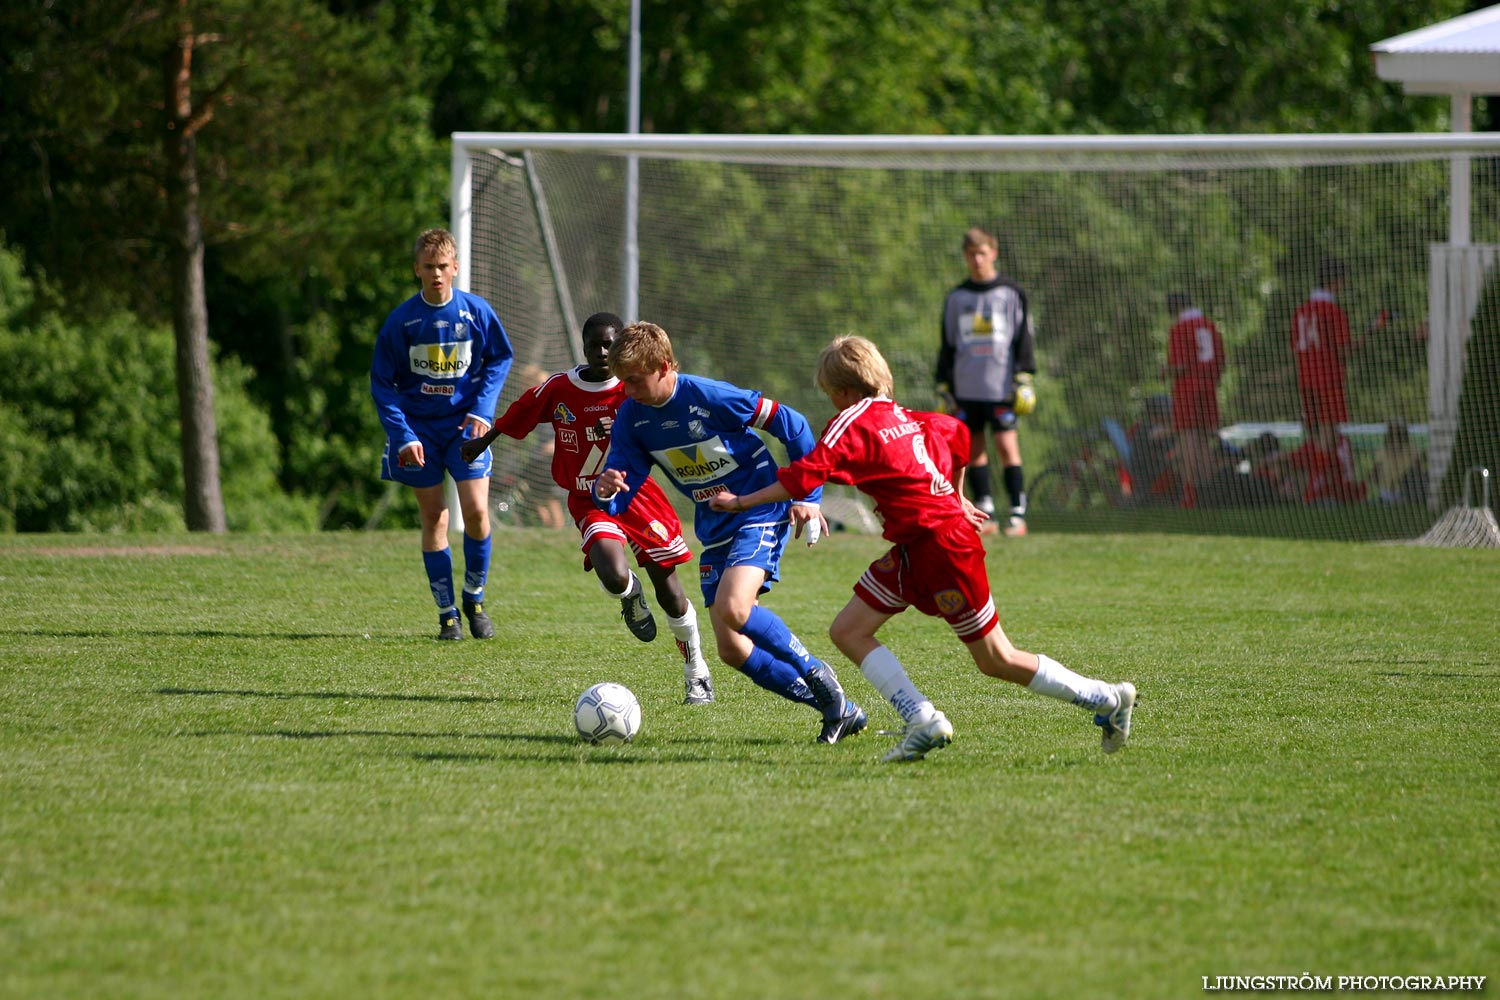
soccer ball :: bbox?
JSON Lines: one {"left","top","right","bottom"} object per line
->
{"left": 573, "top": 682, "right": 642, "bottom": 745}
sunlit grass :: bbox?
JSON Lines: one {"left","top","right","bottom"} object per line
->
{"left": 0, "top": 530, "right": 1495, "bottom": 999}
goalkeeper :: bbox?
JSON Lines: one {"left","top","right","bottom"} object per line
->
{"left": 934, "top": 226, "right": 1037, "bottom": 537}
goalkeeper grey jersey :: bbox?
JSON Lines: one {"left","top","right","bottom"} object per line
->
{"left": 936, "top": 276, "right": 1036, "bottom": 403}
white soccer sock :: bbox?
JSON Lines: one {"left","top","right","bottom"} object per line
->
{"left": 1026, "top": 653, "right": 1116, "bottom": 713}
{"left": 860, "top": 645, "right": 934, "bottom": 724}
{"left": 665, "top": 600, "right": 710, "bottom": 678}
{"left": 600, "top": 572, "right": 638, "bottom": 600}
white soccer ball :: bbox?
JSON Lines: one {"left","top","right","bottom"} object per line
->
{"left": 573, "top": 682, "right": 642, "bottom": 745}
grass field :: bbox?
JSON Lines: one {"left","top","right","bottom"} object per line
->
{"left": 1, "top": 528, "right": 1496, "bottom": 999}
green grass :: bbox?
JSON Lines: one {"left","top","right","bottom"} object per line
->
{"left": 1, "top": 529, "right": 1496, "bottom": 999}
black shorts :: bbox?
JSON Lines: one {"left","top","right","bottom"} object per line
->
{"left": 955, "top": 398, "right": 1019, "bottom": 434}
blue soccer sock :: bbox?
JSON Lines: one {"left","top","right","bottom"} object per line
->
{"left": 461, "top": 532, "right": 491, "bottom": 603}
{"left": 736, "top": 647, "right": 818, "bottom": 708}
{"left": 741, "top": 605, "right": 821, "bottom": 677}
{"left": 423, "top": 547, "right": 456, "bottom": 611}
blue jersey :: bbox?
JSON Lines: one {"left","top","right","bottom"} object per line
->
{"left": 370, "top": 289, "right": 514, "bottom": 453}
{"left": 597, "top": 373, "right": 824, "bottom": 550}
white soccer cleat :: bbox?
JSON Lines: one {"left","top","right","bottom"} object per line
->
{"left": 1094, "top": 682, "right": 1136, "bottom": 754}
{"left": 683, "top": 674, "right": 715, "bottom": 705}
{"left": 882, "top": 711, "right": 955, "bottom": 762}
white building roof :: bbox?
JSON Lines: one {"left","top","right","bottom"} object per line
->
{"left": 1372, "top": 4, "right": 1500, "bottom": 95}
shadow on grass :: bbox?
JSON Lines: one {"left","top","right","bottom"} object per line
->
{"left": 14, "top": 628, "right": 351, "bottom": 640}
{"left": 1375, "top": 670, "right": 1494, "bottom": 679}
{"left": 158, "top": 686, "right": 513, "bottom": 704}
{"left": 181, "top": 724, "right": 798, "bottom": 765}
{"left": 247, "top": 728, "right": 579, "bottom": 743}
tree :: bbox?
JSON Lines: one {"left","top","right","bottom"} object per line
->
{"left": 163, "top": 0, "right": 225, "bottom": 530}
{"left": 0, "top": 0, "right": 442, "bottom": 530}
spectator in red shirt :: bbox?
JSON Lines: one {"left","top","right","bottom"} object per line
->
{"left": 1257, "top": 424, "right": 1367, "bottom": 506}
{"left": 1291, "top": 257, "right": 1365, "bottom": 434}
{"left": 1165, "top": 291, "right": 1226, "bottom": 508}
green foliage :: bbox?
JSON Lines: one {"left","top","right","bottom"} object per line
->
{"left": 0, "top": 531, "right": 1495, "bottom": 997}
{"left": 1041, "top": 0, "right": 1467, "bottom": 134}
{"left": 0, "top": 0, "right": 1487, "bottom": 530}
{"left": 1440, "top": 271, "right": 1500, "bottom": 511}
{"left": 0, "top": 244, "right": 312, "bottom": 532}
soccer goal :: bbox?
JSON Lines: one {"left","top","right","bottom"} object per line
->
{"left": 451, "top": 132, "right": 1500, "bottom": 544}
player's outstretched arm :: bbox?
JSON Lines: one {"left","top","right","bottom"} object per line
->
{"left": 709, "top": 481, "right": 793, "bottom": 513}
{"left": 460, "top": 422, "right": 501, "bottom": 463}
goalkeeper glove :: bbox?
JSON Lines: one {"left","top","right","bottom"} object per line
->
{"left": 1013, "top": 373, "right": 1036, "bottom": 416}
{"left": 936, "top": 382, "right": 958, "bottom": 415}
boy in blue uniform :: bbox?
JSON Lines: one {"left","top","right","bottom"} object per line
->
{"left": 371, "top": 228, "right": 514, "bottom": 640}
{"left": 592, "top": 322, "right": 865, "bottom": 743}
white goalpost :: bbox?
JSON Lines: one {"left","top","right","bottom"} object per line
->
{"left": 451, "top": 131, "right": 1500, "bottom": 545}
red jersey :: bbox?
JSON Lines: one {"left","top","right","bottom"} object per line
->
{"left": 494, "top": 367, "right": 690, "bottom": 568}
{"left": 1290, "top": 289, "right": 1351, "bottom": 392}
{"left": 493, "top": 367, "right": 626, "bottom": 495}
{"left": 1290, "top": 434, "right": 1366, "bottom": 504}
{"left": 777, "top": 399, "right": 971, "bottom": 544}
{"left": 1168, "top": 309, "right": 1225, "bottom": 389}
{"left": 1168, "top": 308, "right": 1226, "bottom": 430}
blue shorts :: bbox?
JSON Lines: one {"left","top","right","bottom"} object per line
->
{"left": 380, "top": 416, "right": 492, "bottom": 488}
{"left": 697, "top": 520, "right": 788, "bottom": 606}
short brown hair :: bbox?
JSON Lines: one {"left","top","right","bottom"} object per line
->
{"left": 414, "top": 228, "right": 457, "bottom": 261}
{"left": 816, "top": 335, "right": 894, "bottom": 399}
{"left": 608, "top": 321, "right": 679, "bottom": 377}
{"left": 962, "top": 227, "right": 998, "bottom": 251}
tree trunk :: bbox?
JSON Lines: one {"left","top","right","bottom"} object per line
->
{"left": 164, "top": 12, "right": 226, "bottom": 533}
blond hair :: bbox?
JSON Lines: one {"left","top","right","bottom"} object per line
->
{"left": 413, "top": 228, "right": 457, "bottom": 261}
{"left": 816, "top": 335, "right": 894, "bottom": 399}
{"left": 608, "top": 321, "right": 679, "bottom": 377}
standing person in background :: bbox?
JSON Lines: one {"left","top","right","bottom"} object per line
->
{"left": 463, "top": 312, "right": 715, "bottom": 704}
{"left": 371, "top": 228, "right": 514, "bottom": 641}
{"left": 935, "top": 227, "right": 1037, "bottom": 537}
{"left": 593, "top": 321, "right": 868, "bottom": 744}
{"left": 1165, "top": 291, "right": 1227, "bottom": 508}
{"left": 1291, "top": 256, "right": 1364, "bottom": 437}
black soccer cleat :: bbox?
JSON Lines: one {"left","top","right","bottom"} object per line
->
{"left": 804, "top": 661, "right": 848, "bottom": 724}
{"left": 437, "top": 610, "right": 463, "bottom": 641}
{"left": 462, "top": 598, "right": 494, "bottom": 640}
{"left": 619, "top": 584, "right": 658, "bottom": 642}
{"left": 818, "top": 701, "right": 869, "bottom": 744}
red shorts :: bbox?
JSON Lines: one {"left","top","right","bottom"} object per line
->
{"left": 853, "top": 519, "right": 998, "bottom": 642}
{"left": 567, "top": 483, "right": 692, "bottom": 572}
{"left": 1298, "top": 381, "right": 1347, "bottom": 429}
{"left": 1171, "top": 382, "right": 1221, "bottom": 431}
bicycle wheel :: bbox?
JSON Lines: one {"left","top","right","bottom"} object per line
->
{"left": 1029, "top": 465, "right": 1086, "bottom": 511}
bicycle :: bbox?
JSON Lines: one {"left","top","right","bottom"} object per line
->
{"left": 1027, "top": 424, "right": 1132, "bottom": 512}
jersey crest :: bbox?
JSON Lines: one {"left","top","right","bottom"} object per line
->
{"left": 553, "top": 401, "right": 578, "bottom": 424}
{"left": 935, "top": 590, "right": 967, "bottom": 615}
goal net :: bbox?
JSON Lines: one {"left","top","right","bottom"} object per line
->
{"left": 452, "top": 133, "right": 1500, "bottom": 544}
